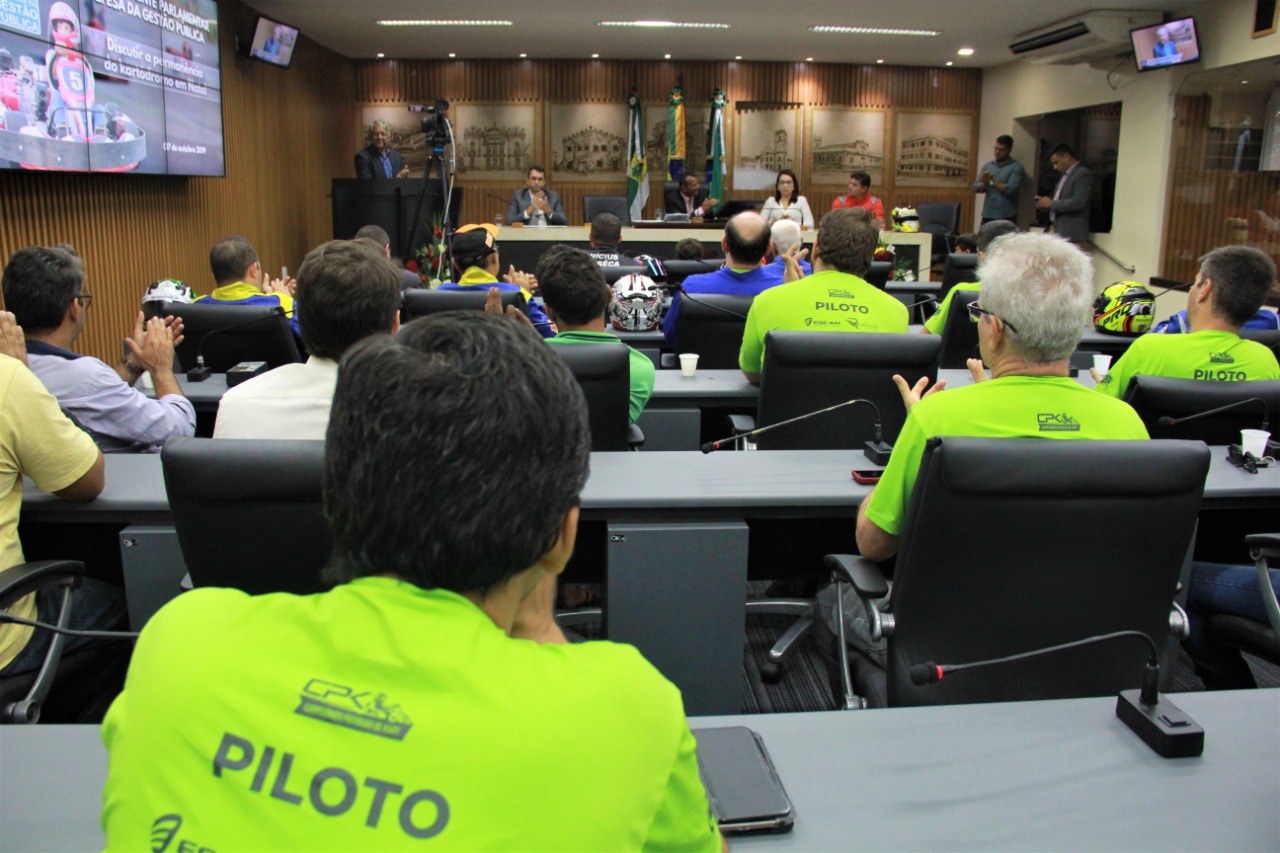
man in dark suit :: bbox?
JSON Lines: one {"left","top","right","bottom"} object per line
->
{"left": 355, "top": 120, "right": 409, "bottom": 180}
{"left": 1035, "top": 143, "right": 1092, "bottom": 244}
{"left": 664, "top": 173, "right": 717, "bottom": 219}
{"left": 507, "top": 165, "right": 567, "bottom": 226}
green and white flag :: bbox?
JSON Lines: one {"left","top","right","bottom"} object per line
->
{"left": 705, "top": 88, "right": 727, "bottom": 217}
{"left": 626, "top": 92, "right": 649, "bottom": 222}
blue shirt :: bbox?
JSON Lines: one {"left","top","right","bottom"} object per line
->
{"left": 662, "top": 264, "right": 784, "bottom": 345}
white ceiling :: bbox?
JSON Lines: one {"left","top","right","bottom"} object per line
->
{"left": 240, "top": 1, "right": 1207, "bottom": 67}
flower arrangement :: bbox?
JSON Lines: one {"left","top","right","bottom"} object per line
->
{"left": 415, "top": 217, "right": 448, "bottom": 287}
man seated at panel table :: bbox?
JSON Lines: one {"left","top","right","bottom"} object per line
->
{"left": 856, "top": 233, "right": 1149, "bottom": 563}
{"left": 662, "top": 210, "right": 782, "bottom": 346}
{"left": 1093, "top": 245, "right": 1280, "bottom": 395}
{"left": 664, "top": 173, "right": 717, "bottom": 220}
{"left": 197, "top": 235, "right": 301, "bottom": 340}
{"left": 2, "top": 245, "right": 195, "bottom": 453}
{"left": 507, "top": 165, "right": 568, "bottom": 227}
{"left": 538, "top": 245, "right": 655, "bottom": 424}
{"left": 585, "top": 212, "right": 631, "bottom": 268}
{"left": 920, "top": 219, "right": 1018, "bottom": 335}
{"left": 739, "top": 208, "right": 908, "bottom": 385}
{"left": 101, "top": 312, "right": 725, "bottom": 853}
{"left": 438, "top": 223, "right": 555, "bottom": 339}
{"left": 213, "top": 240, "right": 402, "bottom": 440}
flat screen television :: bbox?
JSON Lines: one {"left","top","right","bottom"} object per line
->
{"left": 0, "top": 0, "right": 223, "bottom": 176}
{"left": 1131, "top": 17, "right": 1201, "bottom": 72}
{"left": 248, "top": 15, "right": 297, "bottom": 69}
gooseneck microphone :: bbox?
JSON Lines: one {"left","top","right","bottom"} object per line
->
{"left": 1156, "top": 397, "right": 1268, "bottom": 434}
{"left": 700, "top": 398, "right": 886, "bottom": 460}
{"left": 910, "top": 629, "right": 1204, "bottom": 758}
{"left": 185, "top": 305, "right": 295, "bottom": 382}
{"left": 676, "top": 285, "right": 749, "bottom": 320}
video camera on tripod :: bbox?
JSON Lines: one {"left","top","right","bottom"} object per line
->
{"left": 409, "top": 99, "right": 450, "bottom": 151}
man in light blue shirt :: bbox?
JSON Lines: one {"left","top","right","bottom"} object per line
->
{"left": 973, "top": 135, "right": 1024, "bottom": 224}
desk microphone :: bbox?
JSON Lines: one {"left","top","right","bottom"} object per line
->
{"left": 1156, "top": 397, "right": 1268, "bottom": 433}
{"left": 909, "top": 629, "right": 1204, "bottom": 758}
{"left": 700, "top": 397, "right": 892, "bottom": 463}
{"left": 676, "top": 285, "right": 748, "bottom": 319}
{"left": 183, "top": 305, "right": 295, "bottom": 383}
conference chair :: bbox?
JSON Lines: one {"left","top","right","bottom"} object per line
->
{"left": 915, "top": 202, "right": 960, "bottom": 268}
{"left": 1122, "top": 376, "right": 1280, "bottom": 444}
{"left": 583, "top": 195, "right": 631, "bottom": 225}
{"left": 162, "top": 301, "right": 302, "bottom": 373}
{"left": 937, "top": 252, "right": 979, "bottom": 302}
{"left": 864, "top": 261, "right": 891, "bottom": 290}
{"left": 673, "top": 294, "right": 756, "bottom": 369}
{"left": 936, "top": 289, "right": 982, "bottom": 369}
{"left": 825, "top": 436, "right": 1209, "bottom": 709}
{"left": 602, "top": 264, "right": 646, "bottom": 284}
{"left": 1198, "top": 533, "right": 1280, "bottom": 675}
{"left": 0, "top": 560, "right": 130, "bottom": 724}
{"left": 550, "top": 344, "right": 644, "bottom": 451}
{"left": 661, "top": 258, "right": 722, "bottom": 293}
{"left": 1240, "top": 328, "right": 1280, "bottom": 361}
{"left": 162, "top": 438, "right": 331, "bottom": 595}
{"left": 400, "top": 288, "right": 525, "bottom": 323}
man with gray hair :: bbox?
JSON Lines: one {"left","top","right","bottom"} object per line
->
{"left": 856, "top": 233, "right": 1149, "bottom": 561}
{"left": 768, "top": 219, "right": 811, "bottom": 277}
{"left": 355, "top": 119, "right": 409, "bottom": 180}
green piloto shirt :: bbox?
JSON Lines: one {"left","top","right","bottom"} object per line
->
{"left": 101, "top": 578, "right": 722, "bottom": 852}
{"left": 924, "top": 283, "right": 979, "bottom": 335}
{"left": 1095, "top": 329, "right": 1280, "bottom": 398}
{"left": 547, "top": 330, "right": 656, "bottom": 424}
{"left": 864, "top": 376, "right": 1149, "bottom": 537}
{"left": 739, "top": 270, "right": 910, "bottom": 374}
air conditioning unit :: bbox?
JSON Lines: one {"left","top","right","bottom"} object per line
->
{"left": 1009, "top": 11, "right": 1161, "bottom": 64}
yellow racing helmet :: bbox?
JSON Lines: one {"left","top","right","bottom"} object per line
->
{"left": 1093, "top": 280, "right": 1155, "bottom": 334}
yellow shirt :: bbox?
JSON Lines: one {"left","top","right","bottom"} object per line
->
{"left": 0, "top": 355, "right": 101, "bottom": 670}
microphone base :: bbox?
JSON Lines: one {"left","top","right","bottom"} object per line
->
{"left": 1115, "top": 689, "right": 1204, "bottom": 758}
{"left": 863, "top": 440, "right": 893, "bottom": 466}
{"left": 186, "top": 365, "right": 212, "bottom": 383}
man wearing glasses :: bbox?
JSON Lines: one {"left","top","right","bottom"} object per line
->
{"left": 856, "top": 233, "right": 1148, "bottom": 561}
{"left": 1, "top": 245, "right": 194, "bottom": 452}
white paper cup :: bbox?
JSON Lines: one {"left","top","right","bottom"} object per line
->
{"left": 680, "top": 353, "right": 699, "bottom": 377}
{"left": 1241, "top": 428, "right": 1271, "bottom": 458}
{"left": 1092, "top": 354, "right": 1111, "bottom": 374}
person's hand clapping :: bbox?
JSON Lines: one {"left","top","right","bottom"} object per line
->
{"left": 781, "top": 243, "right": 809, "bottom": 283}
{"left": 966, "top": 357, "right": 989, "bottom": 383}
{"left": 0, "top": 312, "right": 27, "bottom": 365}
{"left": 126, "top": 315, "right": 176, "bottom": 377}
{"left": 893, "top": 374, "right": 947, "bottom": 412}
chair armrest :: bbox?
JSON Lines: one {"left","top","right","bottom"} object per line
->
{"left": 824, "top": 554, "right": 888, "bottom": 599}
{"left": 1246, "top": 534, "right": 1280, "bottom": 639}
{"left": 1246, "top": 533, "right": 1280, "bottom": 559}
{"left": 728, "top": 414, "right": 756, "bottom": 435}
{"left": 660, "top": 352, "right": 677, "bottom": 370}
{"left": 627, "top": 423, "right": 645, "bottom": 449}
{"left": 0, "top": 560, "right": 84, "bottom": 608}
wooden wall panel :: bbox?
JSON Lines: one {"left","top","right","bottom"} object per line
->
{"left": 357, "top": 59, "right": 982, "bottom": 237}
{"left": 0, "top": 1, "right": 354, "bottom": 364}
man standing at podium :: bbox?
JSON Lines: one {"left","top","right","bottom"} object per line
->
{"left": 355, "top": 120, "right": 409, "bottom": 180}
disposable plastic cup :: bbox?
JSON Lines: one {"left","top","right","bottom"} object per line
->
{"left": 680, "top": 353, "right": 699, "bottom": 377}
{"left": 1241, "top": 428, "right": 1270, "bottom": 458}
{"left": 1092, "top": 354, "right": 1111, "bottom": 374}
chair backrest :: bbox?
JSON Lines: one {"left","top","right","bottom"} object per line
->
{"left": 674, "top": 294, "right": 756, "bottom": 368}
{"left": 583, "top": 194, "right": 631, "bottom": 226}
{"left": 756, "top": 331, "right": 940, "bottom": 449}
{"left": 1240, "top": 328, "right": 1280, "bottom": 361}
{"left": 602, "top": 264, "right": 646, "bottom": 284}
{"left": 401, "top": 289, "right": 526, "bottom": 323}
{"left": 550, "top": 344, "right": 631, "bottom": 451}
{"left": 915, "top": 202, "right": 960, "bottom": 234}
{"left": 1122, "top": 375, "right": 1280, "bottom": 443}
{"left": 163, "top": 301, "right": 302, "bottom": 373}
{"left": 864, "top": 261, "right": 891, "bottom": 290}
{"left": 938, "top": 253, "right": 980, "bottom": 301}
{"left": 886, "top": 436, "right": 1210, "bottom": 707}
{"left": 936, "top": 289, "right": 981, "bottom": 368}
{"left": 162, "top": 437, "right": 330, "bottom": 595}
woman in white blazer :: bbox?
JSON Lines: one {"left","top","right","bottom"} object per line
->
{"left": 760, "top": 169, "right": 814, "bottom": 229}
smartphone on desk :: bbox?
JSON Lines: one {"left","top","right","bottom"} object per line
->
{"left": 694, "top": 726, "right": 794, "bottom": 835}
{"left": 851, "top": 469, "right": 882, "bottom": 484}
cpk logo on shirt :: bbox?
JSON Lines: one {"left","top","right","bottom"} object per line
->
{"left": 1037, "top": 413, "right": 1081, "bottom": 432}
{"left": 294, "top": 678, "right": 414, "bottom": 740}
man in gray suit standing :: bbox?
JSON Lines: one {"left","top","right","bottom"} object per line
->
{"left": 1035, "top": 144, "right": 1092, "bottom": 244}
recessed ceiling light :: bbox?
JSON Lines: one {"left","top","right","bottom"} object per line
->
{"left": 592, "top": 53, "right": 600, "bottom": 58}
{"left": 448, "top": 52, "right": 456, "bottom": 58}
{"left": 810, "top": 25, "right": 938, "bottom": 36}
{"left": 876, "top": 59, "right": 884, "bottom": 64}
{"left": 519, "top": 53, "right": 527, "bottom": 58}
{"left": 664, "top": 53, "right": 672, "bottom": 59}
{"left": 946, "top": 61, "right": 953, "bottom": 66}
{"left": 734, "top": 55, "right": 743, "bottom": 60}
{"left": 376, "top": 53, "right": 385, "bottom": 59}
{"left": 377, "top": 19, "right": 512, "bottom": 27}
{"left": 1242, "top": 80, "right": 1250, "bottom": 84}
{"left": 958, "top": 47, "right": 975, "bottom": 56}
{"left": 599, "top": 21, "right": 729, "bottom": 29}
{"left": 805, "top": 57, "right": 814, "bottom": 62}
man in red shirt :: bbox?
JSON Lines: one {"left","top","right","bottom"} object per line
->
{"left": 831, "top": 170, "right": 885, "bottom": 230}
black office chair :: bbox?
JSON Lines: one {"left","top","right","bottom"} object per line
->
{"left": 1122, "top": 376, "right": 1280, "bottom": 444}
{"left": 550, "top": 344, "right": 643, "bottom": 451}
{"left": 915, "top": 202, "right": 960, "bottom": 268}
{"left": 936, "top": 289, "right": 981, "bottom": 369}
{"left": 162, "top": 438, "right": 331, "bottom": 595}
{"left": 673, "top": 294, "right": 755, "bottom": 369}
{"left": 659, "top": 259, "right": 722, "bottom": 292}
{"left": 602, "top": 264, "right": 646, "bottom": 285}
{"left": 1199, "top": 533, "right": 1280, "bottom": 674}
{"left": 1240, "top": 328, "right": 1280, "bottom": 361}
{"left": 401, "top": 289, "right": 525, "bottom": 323}
{"left": 938, "top": 253, "right": 979, "bottom": 302}
{"left": 0, "top": 560, "right": 130, "bottom": 724}
{"left": 583, "top": 195, "right": 631, "bottom": 226}
{"left": 827, "top": 437, "right": 1209, "bottom": 709}
{"left": 162, "top": 301, "right": 302, "bottom": 373}
{"left": 864, "top": 261, "right": 891, "bottom": 290}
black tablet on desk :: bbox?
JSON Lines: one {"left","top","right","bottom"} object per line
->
{"left": 694, "top": 726, "right": 795, "bottom": 834}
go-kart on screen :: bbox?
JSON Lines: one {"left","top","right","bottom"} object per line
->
{"left": 0, "top": 0, "right": 223, "bottom": 176}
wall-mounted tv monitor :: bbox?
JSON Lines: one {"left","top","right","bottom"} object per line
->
{"left": 248, "top": 15, "right": 297, "bottom": 69}
{"left": 1131, "top": 17, "right": 1201, "bottom": 72}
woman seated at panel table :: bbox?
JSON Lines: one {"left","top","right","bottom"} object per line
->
{"left": 760, "top": 169, "right": 814, "bottom": 229}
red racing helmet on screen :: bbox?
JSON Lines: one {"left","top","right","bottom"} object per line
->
{"left": 48, "top": 2, "right": 81, "bottom": 50}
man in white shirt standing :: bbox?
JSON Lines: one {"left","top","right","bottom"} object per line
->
{"left": 214, "top": 240, "right": 401, "bottom": 440}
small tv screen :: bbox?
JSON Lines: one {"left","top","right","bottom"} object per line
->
{"left": 0, "top": 0, "right": 223, "bottom": 176}
{"left": 1131, "top": 17, "right": 1201, "bottom": 72}
{"left": 248, "top": 15, "right": 297, "bottom": 69}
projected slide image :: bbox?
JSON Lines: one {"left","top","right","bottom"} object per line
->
{"left": 164, "top": 82, "right": 220, "bottom": 175}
